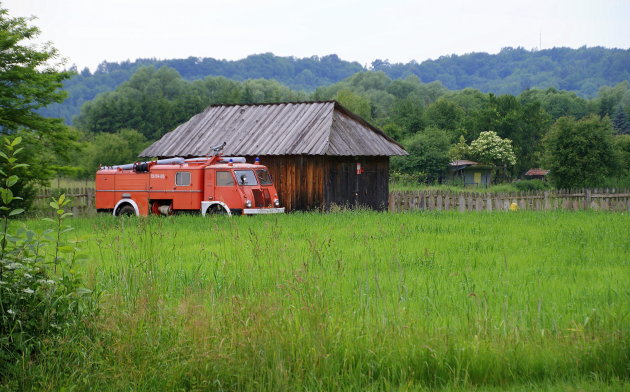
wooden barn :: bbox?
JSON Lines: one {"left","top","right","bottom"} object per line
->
{"left": 140, "top": 101, "right": 407, "bottom": 211}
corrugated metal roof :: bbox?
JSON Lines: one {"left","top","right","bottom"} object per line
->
{"left": 140, "top": 101, "right": 407, "bottom": 157}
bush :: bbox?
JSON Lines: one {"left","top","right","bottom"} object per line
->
{"left": 391, "top": 127, "right": 452, "bottom": 183}
{"left": 0, "top": 138, "right": 96, "bottom": 380}
{"left": 389, "top": 171, "right": 427, "bottom": 186}
{"left": 544, "top": 116, "right": 619, "bottom": 188}
{"left": 513, "top": 179, "right": 551, "bottom": 191}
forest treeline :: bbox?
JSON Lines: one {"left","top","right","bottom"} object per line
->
{"left": 68, "top": 65, "right": 630, "bottom": 190}
{"left": 40, "top": 47, "right": 630, "bottom": 124}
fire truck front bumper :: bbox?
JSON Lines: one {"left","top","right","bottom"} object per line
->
{"left": 243, "top": 207, "right": 285, "bottom": 215}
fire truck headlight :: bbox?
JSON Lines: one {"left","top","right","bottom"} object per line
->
{"left": 245, "top": 199, "right": 252, "bottom": 208}
{"left": 274, "top": 199, "right": 280, "bottom": 207}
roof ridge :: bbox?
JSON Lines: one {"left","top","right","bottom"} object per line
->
{"left": 208, "top": 100, "right": 337, "bottom": 109}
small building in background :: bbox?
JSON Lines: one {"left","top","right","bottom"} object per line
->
{"left": 141, "top": 101, "right": 407, "bottom": 211}
{"left": 447, "top": 160, "right": 493, "bottom": 187}
{"left": 524, "top": 168, "right": 550, "bottom": 181}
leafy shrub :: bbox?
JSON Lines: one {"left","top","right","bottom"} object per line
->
{"left": 389, "top": 171, "right": 426, "bottom": 186}
{"left": 513, "top": 179, "right": 551, "bottom": 191}
{"left": 0, "top": 138, "right": 96, "bottom": 378}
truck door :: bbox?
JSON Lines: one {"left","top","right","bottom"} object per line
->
{"left": 204, "top": 168, "right": 214, "bottom": 201}
{"left": 214, "top": 170, "right": 242, "bottom": 210}
{"left": 173, "top": 171, "right": 193, "bottom": 209}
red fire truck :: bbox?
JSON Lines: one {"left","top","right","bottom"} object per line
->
{"left": 95, "top": 151, "right": 284, "bottom": 217}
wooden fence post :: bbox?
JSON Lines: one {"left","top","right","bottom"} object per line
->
{"left": 544, "top": 191, "right": 550, "bottom": 210}
{"left": 388, "top": 192, "right": 394, "bottom": 213}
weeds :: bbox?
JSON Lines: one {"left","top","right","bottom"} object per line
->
{"left": 5, "top": 210, "right": 630, "bottom": 390}
{"left": 0, "top": 138, "right": 97, "bottom": 388}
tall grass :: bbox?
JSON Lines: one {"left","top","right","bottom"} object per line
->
{"left": 15, "top": 211, "right": 630, "bottom": 391}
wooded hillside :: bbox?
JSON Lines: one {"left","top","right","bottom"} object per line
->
{"left": 39, "top": 47, "right": 630, "bottom": 124}
{"left": 68, "top": 63, "right": 630, "bottom": 188}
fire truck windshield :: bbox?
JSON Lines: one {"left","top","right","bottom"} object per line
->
{"left": 255, "top": 169, "right": 273, "bottom": 185}
{"left": 234, "top": 170, "right": 257, "bottom": 186}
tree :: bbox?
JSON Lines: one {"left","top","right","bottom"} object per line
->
{"left": 0, "top": 6, "right": 76, "bottom": 205}
{"left": 425, "top": 97, "right": 464, "bottom": 131}
{"left": 613, "top": 135, "right": 630, "bottom": 176}
{"left": 612, "top": 105, "right": 630, "bottom": 135}
{"left": 448, "top": 135, "right": 470, "bottom": 161}
{"left": 334, "top": 89, "right": 372, "bottom": 121}
{"left": 75, "top": 67, "right": 306, "bottom": 140}
{"left": 519, "top": 88, "right": 590, "bottom": 120}
{"left": 387, "top": 96, "right": 425, "bottom": 138}
{"left": 597, "top": 81, "right": 629, "bottom": 118}
{"left": 74, "top": 66, "right": 191, "bottom": 139}
{"left": 469, "top": 94, "right": 549, "bottom": 173}
{"left": 0, "top": 8, "right": 69, "bottom": 132}
{"left": 544, "top": 115, "right": 620, "bottom": 188}
{"left": 391, "top": 127, "right": 452, "bottom": 183}
{"left": 83, "top": 129, "right": 149, "bottom": 175}
{"left": 468, "top": 131, "right": 516, "bottom": 168}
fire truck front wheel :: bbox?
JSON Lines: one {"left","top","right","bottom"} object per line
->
{"left": 116, "top": 204, "right": 137, "bottom": 217}
{"left": 207, "top": 205, "right": 228, "bottom": 215}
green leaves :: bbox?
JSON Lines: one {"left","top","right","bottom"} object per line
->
{"left": 0, "top": 137, "right": 30, "bottom": 219}
{"left": 57, "top": 245, "right": 74, "bottom": 253}
{"left": 468, "top": 131, "right": 517, "bottom": 167}
{"left": 0, "top": 130, "right": 96, "bottom": 366}
{"left": 49, "top": 193, "right": 70, "bottom": 211}
{"left": 392, "top": 127, "right": 452, "bottom": 182}
{"left": 544, "top": 115, "right": 620, "bottom": 188}
{"left": 9, "top": 209, "right": 24, "bottom": 217}
{"left": 1, "top": 188, "right": 14, "bottom": 205}
{"left": 0, "top": 6, "right": 76, "bottom": 214}
{"left": 5, "top": 175, "right": 18, "bottom": 188}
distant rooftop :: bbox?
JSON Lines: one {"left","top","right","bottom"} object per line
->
{"left": 524, "top": 168, "right": 550, "bottom": 176}
{"left": 449, "top": 160, "right": 481, "bottom": 166}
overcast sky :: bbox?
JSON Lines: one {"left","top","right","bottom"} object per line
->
{"left": 4, "top": 0, "right": 630, "bottom": 72}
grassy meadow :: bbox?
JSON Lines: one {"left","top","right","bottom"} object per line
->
{"left": 10, "top": 210, "right": 630, "bottom": 391}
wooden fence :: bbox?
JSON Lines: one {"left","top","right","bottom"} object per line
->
{"left": 388, "top": 189, "right": 630, "bottom": 212}
{"left": 33, "top": 187, "right": 630, "bottom": 216}
{"left": 33, "top": 187, "right": 96, "bottom": 217}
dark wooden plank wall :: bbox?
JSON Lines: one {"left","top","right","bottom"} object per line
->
{"left": 246, "top": 155, "right": 325, "bottom": 212}
{"left": 246, "top": 155, "right": 389, "bottom": 212}
{"left": 324, "top": 157, "right": 389, "bottom": 211}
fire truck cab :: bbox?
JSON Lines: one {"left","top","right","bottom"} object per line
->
{"left": 95, "top": 155, "right": 285, "bottom": 216}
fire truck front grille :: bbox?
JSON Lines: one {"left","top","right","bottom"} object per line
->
{"left": 252, "top": 189, "right": 272, "bottom": 207}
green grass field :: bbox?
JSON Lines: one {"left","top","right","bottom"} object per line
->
{"left": 11, "top": 211, "right": 630, "bottom": 391}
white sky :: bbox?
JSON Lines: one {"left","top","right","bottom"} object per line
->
{"left": 4, "top": 0, "right": 630, "bottom": 72}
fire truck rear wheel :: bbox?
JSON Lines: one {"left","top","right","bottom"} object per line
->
{"left": 116, "top": 204, "right": 136, "bottom": 217}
